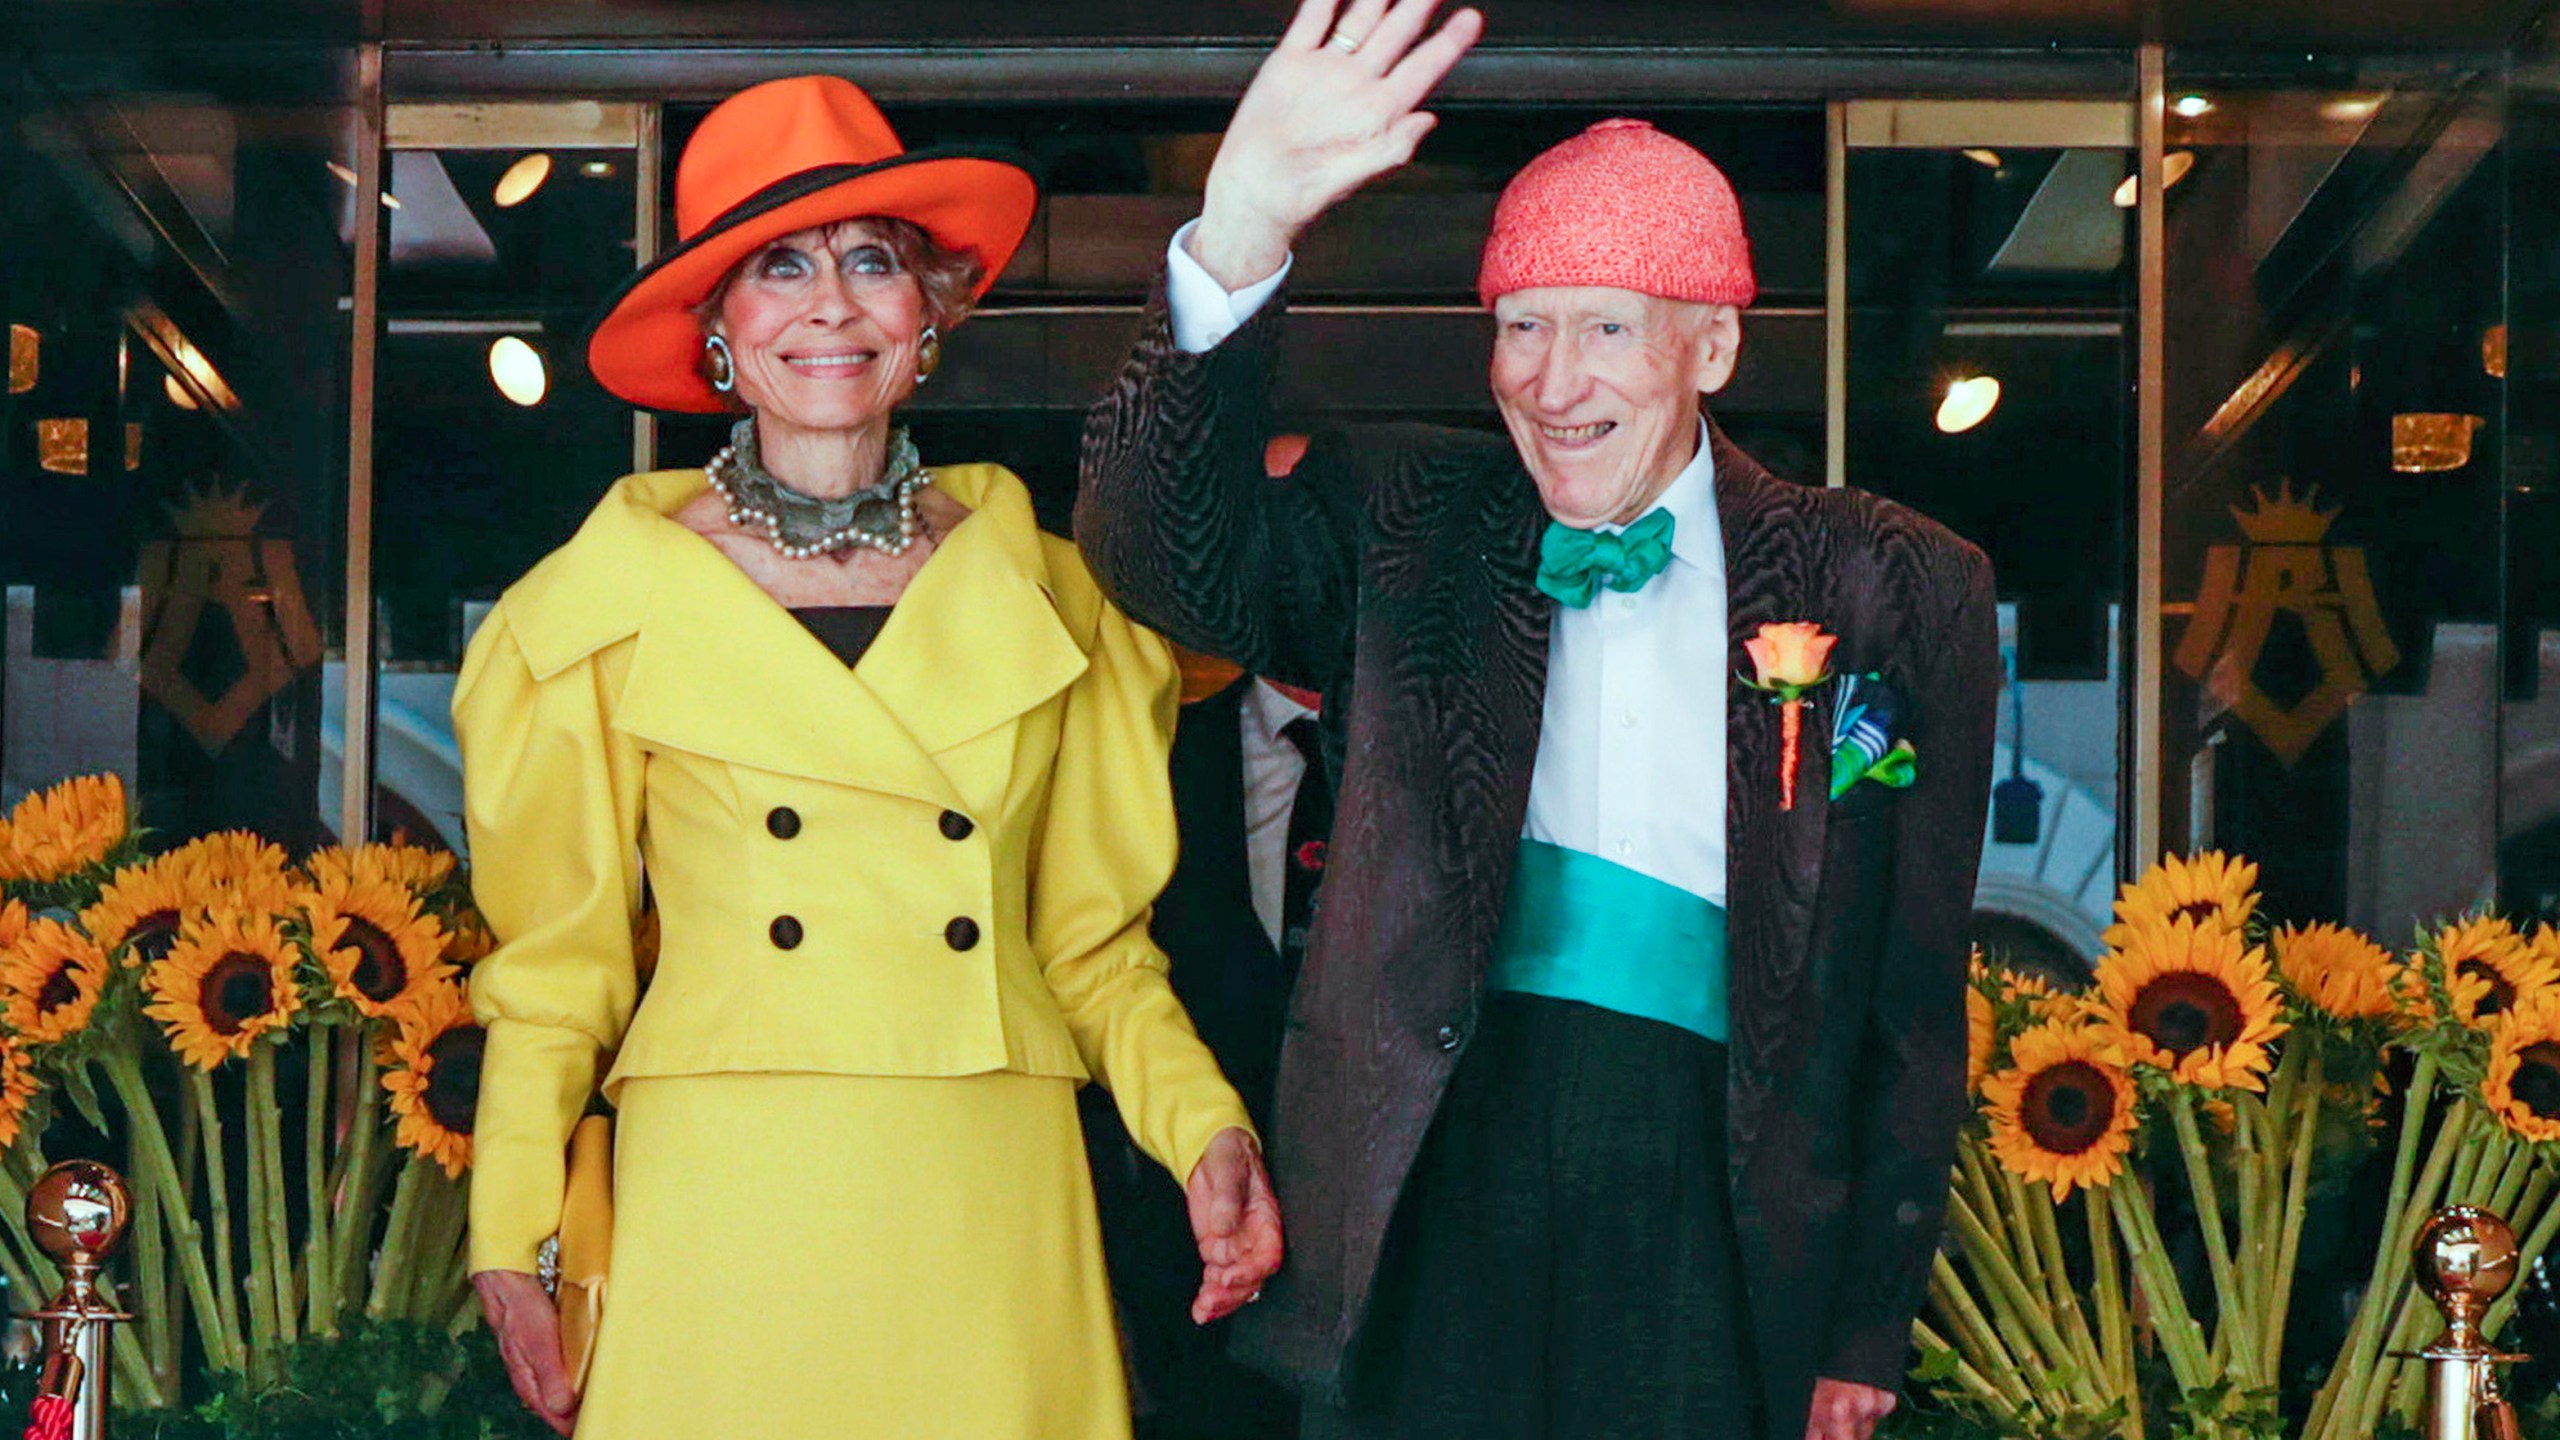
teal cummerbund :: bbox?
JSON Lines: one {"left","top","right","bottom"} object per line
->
{"left": 1485, "top": 838, "right": 1730, "bottom": 1043}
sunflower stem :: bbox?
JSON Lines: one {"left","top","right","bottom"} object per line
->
{"left": 119, "top": 1090, "right": 178, "bottom": 1392}
{"left": 2111, "top": 1171, "right": 2214, "bottom": 1395}
{"left": 1995, "top": 1164, "right": 2056, "bottom": 1318}
{"left": 1946, "top": 1186, "right": 2103, "bottom": 1408}
{"left": 2263, "top": 1056, "right": 2322, "bottom": 1374}
{"left": 2487, "top": 1138, "right": 2537, "bottom": 1223}
{"left": 1911, "top": 1318, "right": 2013, "bottom": 1412}
{"left": 1956, "top": 1143, "right": 2022, "bottom": 1272}
{"left": 2483, "top": 1156, "right": 2560, "bottom": 1339}
{"left": 235, "top": 1062, "right": 277, "bottom": 1379}
{"left": 2084, "top": 1184, "right": 2136, "bottom": 1414}
{"left": 2168, "top": 1089, "right": 2262, "bottom": 1388}
{"left": 303, "top": 1025, "right": 336, "bottom": 1336}
{"left": 2312, "top": 1084, "right": 2469, "bottom": 1440}
{"left": 2027, "top": 1182, "right": 2110, "bottom": 1400}
{"left": 330, "top": 1039, "right": 386, "bottom": 1324}
{"left": 113, "top": 1057, "right": 236, "bottom": 1375}
{"left": 1929, "top": 1249, "right": 2040, "bottom": 1415}
{"left": 247, "top": 1046, "right": 298, "bottom": 1350}
{"left": 368, "top": 1151, "right": 426, "bottom": 1319}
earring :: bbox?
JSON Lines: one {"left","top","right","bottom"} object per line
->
{"left": 703, "top": 334, "right": 736, "bottom": 394}
{"left": 915, "top": 326, "right": 941, "bottom": 385}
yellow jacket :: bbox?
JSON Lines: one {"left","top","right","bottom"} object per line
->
{"left": 456, "top": 464, "right": 1252, "bottom": 1275}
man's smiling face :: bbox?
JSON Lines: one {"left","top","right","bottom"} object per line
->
{"left": 1488, "top": 286, "right": 1740, "bottom": 528}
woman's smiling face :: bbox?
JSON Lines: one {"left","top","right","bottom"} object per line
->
{"left": 711, "top": 219, "right": 930, "bottom": 443}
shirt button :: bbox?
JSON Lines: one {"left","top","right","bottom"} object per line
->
{"left": 945, "top": 917, "right": 981, "bottom": 951}
{"left": 1617, "top": 595, "right": 1639, "bottom": 614}
{"left": 1620, "top": 710, "right": 1638, "bottom": 729}
{"left": 766, "top": 807, "right": 801, "bottom": 840}
{"left": 939, "top": 810, "right": 975, "bottom": 841}
{"left": 1617, "top": 838, "right": 1635, "bottom": 857}
{"left": 769, "top": 916, "right": 803, "bottom": 950}
{"left": 1435, "top": 1024, "right": 1464, "bottom": 1052}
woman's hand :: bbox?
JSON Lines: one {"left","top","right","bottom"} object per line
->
{"left": 474, "top": 1269, "right": 580, "bottom": 1436}
{"left": 1184, "top": 1126, "right": 1285, "bottom": 1323}
{"left": 1189, "top": 0, "right": 1483, "bottom": 290}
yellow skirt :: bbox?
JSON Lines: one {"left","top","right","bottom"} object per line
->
{"left": 576, "top": 1071, "right": 1132, "bottom": 1440}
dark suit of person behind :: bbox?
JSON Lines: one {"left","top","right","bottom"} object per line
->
{"left": 1085, "top": 667, "right": 1313, "bottom": 1440}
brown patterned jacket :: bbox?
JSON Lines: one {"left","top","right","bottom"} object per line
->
{"left": 1075, "top": 284, "right": 1999, "bottom": 1438}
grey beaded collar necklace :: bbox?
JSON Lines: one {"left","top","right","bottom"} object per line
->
{"left": 706, "top": 418, "right": 931, "bottom": 560}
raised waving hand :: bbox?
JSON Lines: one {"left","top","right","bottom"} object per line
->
{"left": 1189, "top": 0, "right": 1483, "bottom": 290}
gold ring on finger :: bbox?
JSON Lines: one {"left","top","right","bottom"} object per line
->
{"left": 1327, "top": 30, "right": 1365, "bottom": 52}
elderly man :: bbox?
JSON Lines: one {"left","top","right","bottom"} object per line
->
{"left": 1076, "top": 4, "right": 1999, "bottom": 1437}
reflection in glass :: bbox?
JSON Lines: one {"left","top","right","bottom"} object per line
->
{"left": 35, "top": 419, "right": 88, "bottom": 476}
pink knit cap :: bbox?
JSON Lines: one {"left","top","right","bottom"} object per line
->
{"left": 1477, "top": 119, "right": 1757, "bottom": 309}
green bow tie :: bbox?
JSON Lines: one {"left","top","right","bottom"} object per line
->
{"left": 1536, "top": 509, "right": 1677, "bottom": 608}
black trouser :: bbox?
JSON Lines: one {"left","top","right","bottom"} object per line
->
{"left": 1306, "top": 994, "right": 1760, "bottom": 1440}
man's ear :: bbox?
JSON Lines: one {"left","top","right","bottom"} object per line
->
{"left": 1692, "top": 304, "right": 1743, "bottom": 396}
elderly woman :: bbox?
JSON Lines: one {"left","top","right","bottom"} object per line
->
{"left": 456, "top": 76, "right": 1283, "bottom": 1440}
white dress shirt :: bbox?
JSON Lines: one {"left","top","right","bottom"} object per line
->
{"left": 1238, "top": 677, "right": 1318, "bottom": 950}
{"left": 1164, "top": 224, "right": 1728, "bottom": 908}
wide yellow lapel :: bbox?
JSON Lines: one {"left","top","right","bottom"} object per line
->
{"left": 854, "top": 465, "right": 1090, "bottom": 807}
{"left": 606, "top": 472, "right": 962, "bottom": 811}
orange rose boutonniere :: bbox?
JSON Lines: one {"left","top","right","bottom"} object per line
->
{"left": 1742, "top": 621, "right": 1840, "bottom": 811}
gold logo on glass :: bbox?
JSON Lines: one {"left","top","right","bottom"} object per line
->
{"left": 2173, "top": 482, "right": 2400, "bottom": 766}
{"left": 138, "top": 486, "right": 325, "bottom": 751}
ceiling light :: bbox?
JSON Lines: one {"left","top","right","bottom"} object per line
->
{"left": 7, "top": 325, "right": 34, "bottom": 394}
{"left": 489, "top": 336, "right": 548, "bottom": 407}
{"left": 2321, "top": 94, "right": 2385, "bottom": 122}
{"left": 1962, "top": 149, "right": 2003, "bottom": 169}
{"left": 164, "top": 374, "right": 198, "bottom": 410}
{"left": 2391, "top": 413, "right": 2481, "bottom": 473}
{"left": 36, "top": 419, "right": 88, "bottom": 476}
{"left": 2113, "top": 150, "right": 2196, "bottom": 208}
{"left": 2173, "top": 94, "right": 2215, "bottom": 118}
{"left": 1936, "top": 376, "right": 2000, "bottom": 434}
{"left": 494, "top": 153, "right": 554, "bottom": 208}
{"left": 579, "top": 159, "right": 618, "bottom": 179}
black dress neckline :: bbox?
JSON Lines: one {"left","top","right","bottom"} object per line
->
{"left": 790, "top": 605, "right": 894, "bottom": 667}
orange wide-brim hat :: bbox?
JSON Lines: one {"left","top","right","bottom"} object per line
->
{"left": 587, "top": 75, "right": 1039, "bottom": 413}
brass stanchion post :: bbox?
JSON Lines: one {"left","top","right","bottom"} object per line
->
{"left": 2403, "top": 1205, "right": 2530, "bottom": 1440}
{"left": 21, "top": 1162, "right": 133, "bottom": 1440}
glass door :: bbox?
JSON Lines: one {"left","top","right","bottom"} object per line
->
{"left": 1841, "top": 98, "right": 2138, "bottom": 979}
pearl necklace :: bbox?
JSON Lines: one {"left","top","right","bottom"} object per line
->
{"left": 706, "top": 419, "right": 931, "bottom": 560}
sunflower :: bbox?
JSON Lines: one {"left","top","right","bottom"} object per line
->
{"left": 443, "top": 910, "right": 497, "bottom": 968}
{"left": 2093, "top": 915, "right": 2289, "bottom": 1091}
{"left": 1983, "top": 1019, "right": 2140, "bottom": 1200}
{"left": 2102, "top": 851, "right": 2260, "bottom": 949}
{"left": 2274, "top": 922, "right": 2402, "bottom": 1022}
{"left": 1967, "top": 985, "right": 1997, "bottom": 1095}
{"left": 301, "top": 876, "right": 452, "bottom": 1019}
{"left": 0, "top": 919, "right": 110, "bottom": 1046}
{"left": 0, "top": 1035, "right": 38, "bottom": 1149}
{"left": 0, "top": 774, "right": 129, "bottom": 884}
{"left": 0, "top": 899, "right": 25, "bottom": 954}
{"left": 2413, "top": 917, "right": 2554, "bottom": 1025}
{"left": 145, "top": 910, "right": 302, "bottom": 1069}
{"left": 163, "top": 831, "right": 297, "bottom": 913}
{"left": 81, "top": 858, "right": 196, "bottom": 966}
{"left": 383, "top": 981, "right": 480, "bottom": 1178}
{"left": 2483, "top": 990, "right": 2560, "bottom": 1143}
{"left": 302, "top": 842, "right": 457, "bottom": 901}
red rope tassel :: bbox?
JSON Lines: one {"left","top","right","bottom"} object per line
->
{"left": 1778, "top": 697, "right": 1803, "bottom": 811}
{"left": 22, "top": 1393, "right": 73, "bottom": 1440}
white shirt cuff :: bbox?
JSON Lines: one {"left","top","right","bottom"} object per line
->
{"left": 1166, "top": 218, "right": 1292, "bottom": 354}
